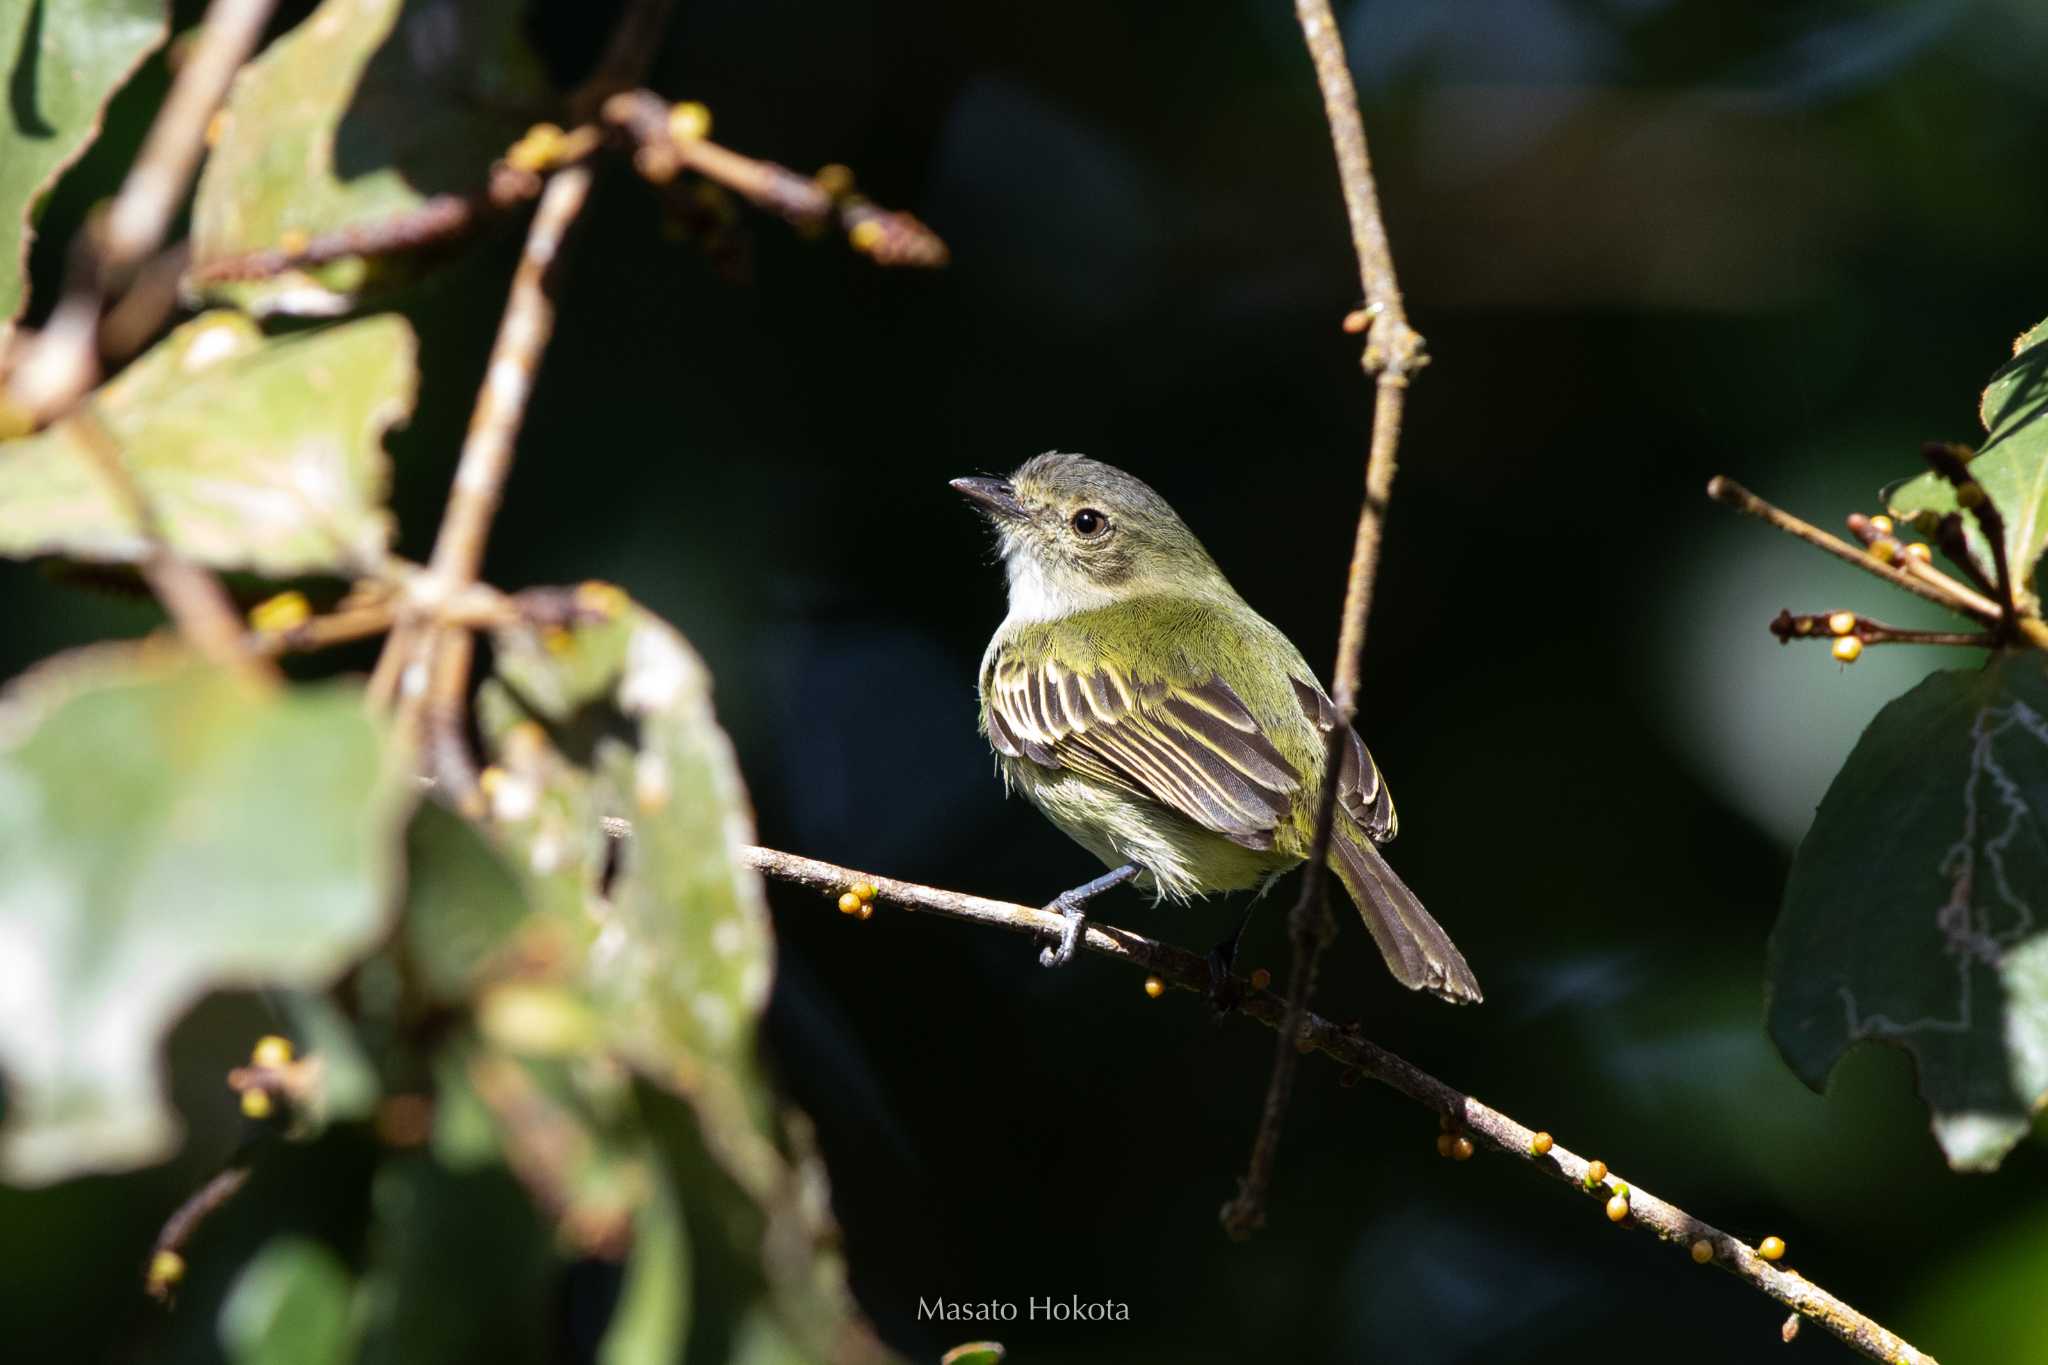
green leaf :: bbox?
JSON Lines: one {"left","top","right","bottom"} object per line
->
{"left": 0, "top": 0, "right": 166, "bottom": 322}
{"left": 598, "top": 1164, "right": 692, "bottom": 1365}
{"left": 219, "top": 1237, "right": 356, "bottom": 1365}
{"left": 0, "top": 311, "right": 416, "bottom": 575}
{"left": 1769, "top": 654, "right": 2048, "bottom": 1170}
{"left": 403, "top": 797, "right": 529, "bottom": 1003}
{"left": 941, "top": 1345, "right": 1009, "bottom": 1365}
{"left": 0, "top": 650, "right": 402, "bottom": 1185}
{"left": 189, "top": 0, "right": 551, "bottom": 316}
{"left": 1888, "top": 318, "right": 2048, "bottom": 609}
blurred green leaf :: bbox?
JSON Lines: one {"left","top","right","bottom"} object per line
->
{"left": 356, "top": 1154, "right": 556, "bottom": 1365}
{"left": 404, "top": 797, "right": 529, "bottom": 1003}
{"left": 940, "top": 1344, "right": 1008, "bottom": 1365}
{"left": 1768, "top": 654, "right": 2048, "bottom": 1170}
{"left": 0, "top": 650, "right": 401, "bottom": 1185}
{"left": 0, "top": 311, "right": 417, "bottom": 575}
{"left": 0, "top": 0, "right": 165, "bottom": 322}
{"left": 219, "top": 1236, "right": 355, "bottom": 1365}
{"left": 599, "top": 1164, "right": 692, "bottom": 1365}
{"left": 189, "top": 0, "right": 551, "bottom": 316}
{"left": 1888, "top": 318, "right": 2048, "bottom": 608}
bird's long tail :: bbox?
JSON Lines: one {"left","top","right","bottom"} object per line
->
{"left": 1327, "top": 829, "right": 1482, "bottom": 1004}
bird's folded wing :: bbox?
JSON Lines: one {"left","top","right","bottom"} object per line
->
{"left": 985, "top": 654, "right": 1299, "bottom": 850}
{"left": 1289, "top": 678, "right": 1396, "bottom": 842}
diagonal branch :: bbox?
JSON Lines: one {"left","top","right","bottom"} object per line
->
{"left": 741, "top": 845, "right": 1938, "bottom": 1365}
{"left": 371, "top": 166, "right": 594, "bottom": 778}
{"left": 1224, "top": 0, "right": 1426, "bottom": 1241}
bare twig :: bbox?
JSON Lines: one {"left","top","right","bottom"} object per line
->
{"left": 10, "top": 0, "right": 277, "bottom": 420}
{"left": 1706, "top": 477, "right": 2001, "bottom": 623}
{"left": 600, "top": 91, "right": 949, "bottom": 267}
{"left": 1223, "top": 0, "right": 1425, "bottom": 1241}
{"left": 146, "top": 1164, "right": 252, "bottom": 1302}
{"left": 1920, "top": 442, "right": 2022, "bottom": 635}
{"left": 741, "top": 846, "right": 1936, "bottom": 1365}
{"left": 568, "top": 0, "right": 679, "bottom": 122}
{"left": 1844, "top": 512, "right": 2006, "bottom": 621}
{"left": 374, "top": 166, "right": 593, "bottom": 779}
{"left": 1769, "top": 610, "right": 1994, "bottom": 650}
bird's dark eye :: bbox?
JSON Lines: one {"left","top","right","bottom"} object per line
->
{"left": 1071, "top": 508, "right": 1108, "bottom": 537}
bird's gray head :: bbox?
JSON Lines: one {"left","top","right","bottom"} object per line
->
{"left": 950, "top": 453, "right": 1227, "bottom": 622}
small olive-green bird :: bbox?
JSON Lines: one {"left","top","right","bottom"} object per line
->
{"left": 953, "top": 452, "right": 1480, "bottom": 1003}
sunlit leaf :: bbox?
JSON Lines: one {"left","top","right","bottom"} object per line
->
{"left": 189, "top": 0, "right": 551, "bottom": 316}
{"left": 0, "top": 311, "right": 416, "bottom": 575}
{"left": 0, "top": 649, "right": 402, "bottom": 1184}
{"left": 1768, "top": 655, "right": 2048, "bottom": 1170}
{"left": 1888, "top": 318, "right": 2048, "bottom": 608}
{"left": 941, "top": 1344, "right": 1008, "bottom": 1365}
{"left": 219, "top": 1237, "right": 355, "bottom": 1365}
{"left": 0, "top": 0, "right": 165, "bottom": 322}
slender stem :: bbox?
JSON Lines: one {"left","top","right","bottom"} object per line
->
{"left": 9, "top": 0, "right": 278, "bottom": 420}
{"left": 1224, "top": 0, "right": 1423, "bottom": 1241}
{"left": 740, "top": 845, "right": 1937, "bottom": 1365}
{"left": 1707, "top": 478, "right": 2000, "bottom": 623}
{"left": 146, "top": 1164, "right": 252, "bottom": 1301}
{"left": 67, "top": 409, "right": 271, "bottom": 684}
{"left": 375, "top": 166, "right": 593, "bottom": 745}
{"left": 1769, "top": 610, "right": 1997, "bottom": 649}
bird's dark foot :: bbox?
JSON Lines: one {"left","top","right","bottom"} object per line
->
{"left": 1036, "top": 863, "right": 1142, "bottom": 969}
{"left": 1206, "top": 940, "right": 1244, "bottom": 1013}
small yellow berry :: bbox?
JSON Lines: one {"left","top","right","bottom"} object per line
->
{"left": 479, "top": 766, "right": 506, "bottom": 798}
{"left": 815, "top": 163, "right": 856, "bottom": 197}
{"left": 1435, "top": 1133, "right": 1456, "bottom": 1158}
{"left": 148, "top": 1249, "right": 186, "bottom": 1293}
{"left": 507, "top": 123, "right": 565, "bottom": 173}
{"left": 1759, "top": 1235, "right": 1786, "bottom": 1261}
{"left": 247, "top": 591, "right": 311, "bottom": 635}
{"left": 1585, "top": 1159, "right": 1608, "bottom": 1185}
{"left": 205, "top": 110, "right": 230, "bottom": 147}
{"left": 851, "top": 881, "right": 877, "bottom": 902}
{"left": 1249, "top": 967, "right": 1271, "bottom": 991}
{"left": 1342, "top": 308, "right": 1370, "bottom": 334}
{"left": 837, "top": 892, "right": 861, "bottom": 915}
{"left": 1691, "top": 1239, "right": 1713, "bottom": 1264}
{"left": 855, "top": 902, "right": 874, "bottom": 921}
{"left": 1606, "top": 1193, "right": 1629, "bottom": 1222}
{"left": 542, "top": 625, "right": 576, "bottom": 656}
{"left": 668, "top": 101, "right": 712, "bottom": 144}
{"left": 277, "top": 228, "right": 310, "bottom": 255}
{"left": 1956, "top": 483, "right": 1985, "bottom": 510}
{"left": 849, "top": 219, "right": 885, "bottom": 253}
{"left": 1451, "top": 1136, "right": 1474, "bottom": 1162}
{"left": 1904, "top": 541, "right": 1932, "bottom": 562}
{"left": 240, "top": 1088, "right": 274, "bottom": 1120}
{"left": 1143, "top": 975, "right": 1164, "bottom": 998}
{"left": 1529, "top": 1131, "right": 1553, "bottom": 1155}
{"left": 1869, "top": 539, "right": 1897, "bottom": 564}
{"left": 1868, "top": 514, "right": 1894, "bottom": 535}
{"left": 1827, "top": 610, "right": 1856, "bottom": 636}
{"left": 251, "top": 1034, "right": 293, "bottom": 1069}
{"left": 1832, "top": 635, "right": 1863, "bottom": 664}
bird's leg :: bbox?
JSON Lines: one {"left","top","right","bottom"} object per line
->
{"left": 1205, "top": 898, "right": 1260, "bottom": 1011}
{"left": 1039, "top": 863, "right": 1141, "bottom": 967}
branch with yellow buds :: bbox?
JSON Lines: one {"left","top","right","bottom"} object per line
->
{"left": 740, "top": 845, "right": 1939, "bottom": 1365}
{"left": 1706, "top": 475, "right": 2048, "bottom": 654}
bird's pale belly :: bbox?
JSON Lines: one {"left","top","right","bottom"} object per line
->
{"left": 1001, "top": 756, "right": 1296, "bottom": 901}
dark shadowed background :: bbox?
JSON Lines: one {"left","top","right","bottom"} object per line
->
{"left": 5, "top": 0, "right": 2048, "bottom": 1361}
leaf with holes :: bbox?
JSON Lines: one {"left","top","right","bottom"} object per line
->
{"left": 0, "top": 311, "right": 415, "bottom": 574}
{"left": 1768, "top": 655, "right": 2048, "bottom": 1171}
{"left": 1889, "top": 318, "right": 2048, "bottom": 609}
{"left": 0, "top": 0, "right": 165, "bottom": 322}
{"left": 0, "top": 649, "right": 402, "bottom": 1185}
{"left": 188, "top": 0, "right": 552, "bottom": 315}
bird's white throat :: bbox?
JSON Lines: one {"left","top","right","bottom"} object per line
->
{"left": 1001, "top": 544, "right": 1118, "bottom": 625}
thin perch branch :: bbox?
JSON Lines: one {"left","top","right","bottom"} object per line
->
{"left": 1224, "top": 0, "right": 1425, "bottom": 1241}
{"left": 740, "top": 845, "right": 1938, "bottom": 1365}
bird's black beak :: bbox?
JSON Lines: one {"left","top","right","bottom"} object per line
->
{"left": 950, "top": 476, "right": 1026, "bottom": 522}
